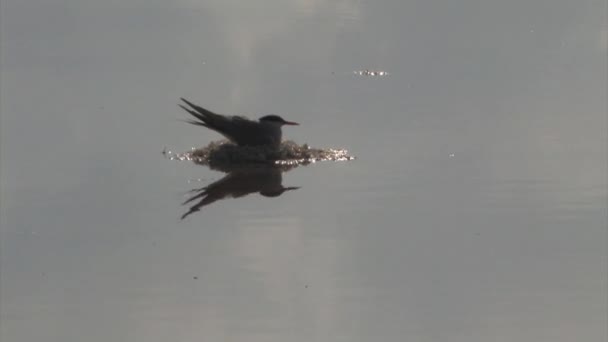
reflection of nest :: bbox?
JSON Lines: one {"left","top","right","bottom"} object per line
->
{"left": 173, "top": 140, "right": 354, "bottom": 173}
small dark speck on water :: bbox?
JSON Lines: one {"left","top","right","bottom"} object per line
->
{"left": 193, "top": 276, "right": 198, "bottom": 280}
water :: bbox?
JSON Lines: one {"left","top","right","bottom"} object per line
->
{"left": 1, "top": 1, "right": 606, "bottom": 341}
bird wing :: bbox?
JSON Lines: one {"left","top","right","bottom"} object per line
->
{"left": 180, "top": 98, "right": 263, "bottom": 145}
{"left": 180, "top": 98, "right": 225, "bottom": 128}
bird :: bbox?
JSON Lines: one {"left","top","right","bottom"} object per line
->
{"left": 179, "top": 98, "right": 299, "bottom": 147}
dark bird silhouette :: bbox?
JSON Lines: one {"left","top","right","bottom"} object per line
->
{"left": 181, "top": 165, "right": 300, "bottom": 219}
{"left": 179, "top": 98, "right": 299, "bottom": 147}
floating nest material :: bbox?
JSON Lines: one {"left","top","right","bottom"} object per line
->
{"left": 164, "top": 140, "right": 354, "bottom": 172}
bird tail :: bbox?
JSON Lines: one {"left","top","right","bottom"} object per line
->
{"left": 179, "top": 98, "right": 218, "bottom": 128}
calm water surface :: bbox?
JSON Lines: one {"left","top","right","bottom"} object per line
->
{"left": 1, "top": 1, "right": 606, "bottom": 341}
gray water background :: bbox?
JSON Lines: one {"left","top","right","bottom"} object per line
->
{"left": 1, "top": 1, "right": 606, "bottom": 341}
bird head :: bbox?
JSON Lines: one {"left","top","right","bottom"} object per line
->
{"left": 259, "top": 115, "right": 299, "bottom": 126}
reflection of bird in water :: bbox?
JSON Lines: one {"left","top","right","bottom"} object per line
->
{"left": 179, "top": 98, "right": 299, "bottom": 147}
{"left": 181, "top": 165, "right": 300, "bottom": 219}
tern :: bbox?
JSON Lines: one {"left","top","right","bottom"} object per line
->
{"left": 179, "top": 98, "right": 299, "bottom": 147}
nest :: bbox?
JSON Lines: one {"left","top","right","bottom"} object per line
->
{"left": 165, "top": 140, "right": 354, "bottom": 172}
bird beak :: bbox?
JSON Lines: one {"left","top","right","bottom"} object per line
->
{"left": 283, "top": 121, "right": 299, "bottom": 126}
